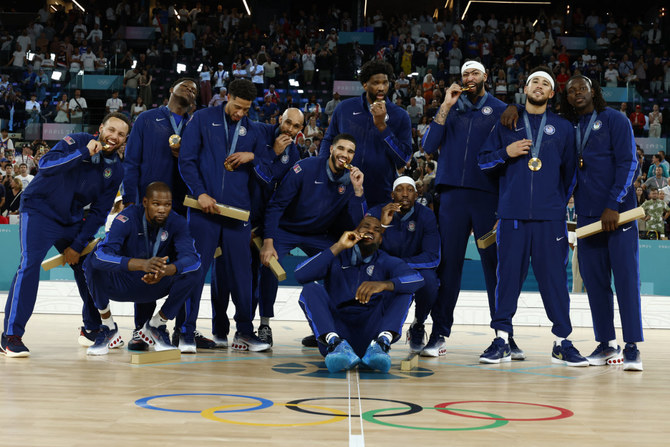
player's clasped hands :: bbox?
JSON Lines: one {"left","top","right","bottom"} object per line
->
{"left": 506, "top": 139, "right": 532, "bottom": 158}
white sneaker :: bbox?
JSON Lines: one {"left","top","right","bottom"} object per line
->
{"left": 231, "top": 332, "right": 271, "bottom": 352}
{"left": 179, "top": 333, "right": 197, "bottom": 354}
{"left": 213, "top": 335, "right": 228, "bottom": 348}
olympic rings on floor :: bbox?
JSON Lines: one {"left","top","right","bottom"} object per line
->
{"left": 285, "top": 397, "right": 423, "bottom": 418}
{"left": 201, "top": 403, "right": 347, "bottom": 427}
{"left": 434, "top": 401, "right": 574, "bottom": 422}
{"left": 362, "top": 407, "right": 509, "bottom": 431}
{"left": 134, "top": 393, "right": 274, "bottom": 413}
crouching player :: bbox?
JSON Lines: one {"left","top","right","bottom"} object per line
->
{"left": 296, "top": 216, "right": 424, "bottom": 373}
{"left": 83, "top": 182, "right": 201, "bottom": 355}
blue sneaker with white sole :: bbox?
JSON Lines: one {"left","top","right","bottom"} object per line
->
{"left": 552, "top": 340, "right": 589, "bottom": 367}
{"left": 479, "top": 337, "right": 511, "bottom": 364}
{"left": 87, "top": 324, "right": 124, "bottom": 356}
{"left": 623, "top": 343, "right": 643, "bottom": 371}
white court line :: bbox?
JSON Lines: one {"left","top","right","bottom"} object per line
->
{"left": 348, "top": 368, "right": 365, "bottom": 447}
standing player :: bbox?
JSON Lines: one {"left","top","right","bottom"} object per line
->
{"left": 259, "top": 134, "right": 367, "bottom": 344}
{"left": 562, "top": 75, "right": 643, "bottom": 371}
{"left": 210, "top": 107, "right": 304, "bottom": 347}
{"left": 296, "top": 216, "right": 425, "bottom": 373}
{"left": 1, "top": 113, "right": 129, "bottom": 357}
{"left": 420, "top": 60, "right": 511, "bottom": 357}
{"left": 366, "top": 176, "right": 440, "bottom": 353}
{"left": 84, "top": 182, "right": 201, "bottom": 355}
{"left": 477, "top": 67, "right": 587, "bottom": 366}
{"left": 121, "top": 77, "right": 202, "bottom": 351}
{"left": 178, "top": 79, "right": 269, "bottom": 352}
{"left": 319, "top": 60, "right": 412, "bottom": 207}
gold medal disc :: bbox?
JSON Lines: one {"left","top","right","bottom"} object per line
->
{"left": 169, "top": 134, "right": 181, "bottom": 149}
{"left": 578, "top": 157, "right": 584, "bottom": 169}
{"left": 528, "top": 157, "right": 542, "bottom": 171}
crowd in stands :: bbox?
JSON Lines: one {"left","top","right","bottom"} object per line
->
{"left": 0, "top": 2, "right": 669, "bottom": 234}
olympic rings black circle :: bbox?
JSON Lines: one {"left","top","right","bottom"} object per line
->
{"left": 285, "top": 397, "right": 423, "bottom": 418}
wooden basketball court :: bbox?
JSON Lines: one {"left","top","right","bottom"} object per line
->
{"left": 2, "top": 310, "right": 668, "bottom": 447}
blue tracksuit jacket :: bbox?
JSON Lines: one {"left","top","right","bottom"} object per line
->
{"left": 122, "top": 106, "right": 189, "bottom": 206}
{"left": 263, "top": 156, "right": 367, "bottom": 240}
{"left": 319, "top": 93, "right": 413, "bottom": 207}
{"left": 421, "top": 92, "right": 507, "bottom": 193}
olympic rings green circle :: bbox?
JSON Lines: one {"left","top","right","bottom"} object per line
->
{"left": 362, "top": 407, "right": 509, "bottom": 431}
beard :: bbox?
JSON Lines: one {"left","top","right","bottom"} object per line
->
{"left": 173, "top": 92, "right": 192, "bottom": 109}
{"left": 329, "top": 153, "right": 344, "bottom": 173}
{"left": 527, "top": 95, "right": 549, "bottom": 107}
{"left": 466, "top": 80, "right": 485, "bottom": 98}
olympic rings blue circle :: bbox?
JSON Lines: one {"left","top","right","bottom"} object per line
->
{"left": 135, "top": 393, "right": 274, "bottom": 414}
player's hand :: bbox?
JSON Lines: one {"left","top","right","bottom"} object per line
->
{"left": 350, "top": 166, "right": 364, "bottom": 196}
{"left": 501, "top": 104, "right": 520, "bottom": 130}
{"left": 273, "top": 134, "right": 293, "bottom": 155}
{"left": 225, "top": 152, "right": 254, "bottom": 169}
{"left": 87, "top": 139, "right": 103, "bottom": 157}
{"left": 197, "top": 193, "right": 219, "bottom": 214}
{"left": 444, "top": 83, "right": 462, "bottom": 108}
{"left": 370, "top": 100, "right": 387, "bottom": 129}
{"left": 355, "top": 281, "right": 392, "bottom": 304}
{"left": 171, "top": 145, "right": 180, "bottom": 158}
{"left": 506, "top": 139, "right": 531, "bottom": 158}
{"left": 337, "top": 230, "right": 361, "bottom": 250}
{"left": 141, "top": 273, "right": 162, "bottom": 284}
{"left": 64, "top": 247, "right": 81, "bottom": 265}
{"left": 601, "top": 208, "right": 620, "bottom": 232}
{"left": 260, "top": 239, "right": 278, "bottom": 267}
{"left": 141, "top": 256, "right": 169, "bottom": 275}
{"left": 380, "top": 202, "right": 401, "bottom": 227}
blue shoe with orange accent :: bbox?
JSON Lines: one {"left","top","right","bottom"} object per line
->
{"left": 1, "top": 333, "right": 30, "bottom": 358}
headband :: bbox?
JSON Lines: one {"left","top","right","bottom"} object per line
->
{"left": 393, "top": 176, "right": 416, "bottom": 191}
{"left": 526, "top": 71, "right": 555, "bottom": 90}
{"left": 461, "top": 61, "right": 486, "bottom": 75}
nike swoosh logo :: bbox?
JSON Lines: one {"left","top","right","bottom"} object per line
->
{"left": 155, "top": 118, "right": 166, "bottom": 121}
{"left": 556, "top": 236, "right": 565, "bottom": 241}
{"left": 341, "top": 265, "right": 353, "bottom": 269}
{"left": 314, "top": 180, "right": 325, "bottom": 184}
{"left": 353, "top": 111, "right": 363, "bottom": 115}
{"left": 622, "top": 226, "right": 632, "bottom": 232}
{"left": 212, "top": 123, "right": 223, "bottom": 126}
{"left": 515, "top": 127, "right": 525, "bottom": 132}
{"left": 244, "top": 222, "right": 250, "bottom": 227}
{"left": 138, "top": 233, "right": 144, "bottom": 236}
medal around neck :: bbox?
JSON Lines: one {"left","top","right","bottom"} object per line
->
{"left": 579, "top": 157, "right": 584, "bottom": 169}
{"left": 528, "top": 157, "right": 542, "bottom": 171}
{"left": 169, "top": 134, "right": 181, "bottom": 149}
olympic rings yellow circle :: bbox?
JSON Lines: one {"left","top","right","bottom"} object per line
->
{"left": 201, "top": 403, "right": 347, "bottom": 427}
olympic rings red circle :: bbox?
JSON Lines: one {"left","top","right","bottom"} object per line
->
{"left": 434, "top": 401, "right": 574, "bottom": 422}
{"left": 285, "top": 397, "right": 423, "bottom": 418}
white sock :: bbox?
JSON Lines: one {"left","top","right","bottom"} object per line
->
{"left": 496, "top": 330, "right": 509, "bottom": 342}
{"left": 378, "top": 331, "right": 393, "bottom": 345}
{"left": 555, "top": 337, "right": 566, "bottom": 345}
{"left": 98, "top": 306, "right": 115, "bottom": 329}
{"left": 325, "top": 332, "right": 340, "bottom": 344}
{"left": 260, "top": 317, "right": 270, "bottom": 326}
{"left": 608, "top": 340, "right": 618, "bottom": 349}
{"left": 150, "top": 313, "right": 168, "bottom": 328}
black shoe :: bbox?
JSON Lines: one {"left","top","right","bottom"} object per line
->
{"left": 258, "top": 324, "right": 273, "bottom": 347}
{"left": 128, "top": 329, "right": 149, "bottom": 351}
{"left": 194, "top": 330, "right": 216, "bottom": 349}
{"left": 302, "top": 334, "right": 318, "bottom": 347}
{"left": 171, "top": 329, "right": 180, "bottom": 347}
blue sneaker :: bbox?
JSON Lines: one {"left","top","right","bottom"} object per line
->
{"left": 479, "top": 337, "right": 511, "bottom": 364}
{"left": 139, "top": 322, "right": 176, "bottom": 351}
{"left": 178, "top": 332, "right": 197, "bottom": 354}
{"left": 420, "top": 333, "right": 446, "bottom": 357}
{"left": 325, "top": 339, "right": 360, "bottom": 373}
{"left": 194, "top": 331, "right": 217, "bottom": 349}
{"left": 361, "top": 338, "right": 392, "bottom": 373}
{"left": 1, "top": 333, "right": 30, "bottom": 358}
{"left": 407, "top": 323, "right": 426, "bottom": 353}
{"left": 78, "top": 327, "right": 98, "bottom": 347}
{"left": 231, "top": 331, "right": 271, "bottom": 352}
{"left": 552, "top": 340, "right": 589, "bottom": 367}
{"left": 87, "top": 324, "right": 123, "bottom": 356}
{"left": 586, "top": 342, "right": 622, "bottom": 366}
{"left": 509, "top": 337, "right": 525, "bottom": 360}
{"left": 623, "top": 343, "right": 643, "bottom": 371}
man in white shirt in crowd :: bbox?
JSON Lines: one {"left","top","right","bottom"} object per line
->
{"left": 106, "top": 90, "right": 123, "bottom": 114}
{"left": 68, "top": 89, "right": 88, "bottom": 124}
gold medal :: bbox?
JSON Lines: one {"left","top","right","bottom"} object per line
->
{"left": 224, "top": 160, "right": 234, "bottom": 171}
{"left": 528, "top": 157, "right": 542, "bottom": 171}
{"left": 169, "top": 134, "right": 181, "bottom": 149}
{"left": 578, "top": 157, "right": 584, "bottom": 169}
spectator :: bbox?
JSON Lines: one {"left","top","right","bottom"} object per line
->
{"left": 647, "top": 153, "right": 669, "bottom": 179}
{"left": 68, "top": 89, "right": 88, "bottom": 124}
{"left": 138, "top": 69, "right": 153, "bottom": 107}
{"left": 15, "top": 162, "right": 34, "bottom": 189}
{"left": 130, "top": 97, "right": 147, "bottom": 123}
{"left": 106, "top": 90, "right": 124, "bottom": 114}
{"left": 642, "top": 189, "right": 670, "bottom": 236}
{"left": 54, "top": 94, "right": 69, "bottom": 123}
{"left": 324, "top": 92, "right": 341, "bottom": 125}
{"left": 648, "top": 105, "right": 662, "bottom": 138}
{"left": 123, "top": 67, "right": 141, "bottom": 101}
{"left": 1, "top": 129, "right": 14, "bottom": 154}
{"left": 629, "top": 105, "right": 645, "bottom": 137}
{"left": 199, "top": 64, "right": 212, "bottom": 106}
